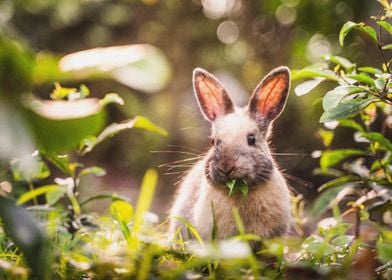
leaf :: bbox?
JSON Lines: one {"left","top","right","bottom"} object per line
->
{"left": 11, "top": 157, "right": 50, "bottom": 182}
{"left": 325, "top": 55, "right": 354, "bottom": 70}
{"left": 318, "top": 175, "right": 359, "bottom": 191}
{"left": 359, "top": 26, "right": 378, "bottom": 42}
{"left": 311, "top": 186, "right": 345, "bottom": 216}
{"left": 133, "top": 169, "right": 158, "bottom": 235}
{"left": 339, "top": 119, "right": 365, "bottom": 132}
{"left": 80, "top": 193, "right": 130, "bottom": 207}
{"left": 42, "top": 152, "right": 69, "bottom": 174}
{"left": 320, "top": 149, "right": 367, "bottom": 171}
{"left": 377, "top": 20, "right": 392, "bottom": 35}
{"left": 27, "top": 98, "right": 106, "bottom": 152}
{"left": 345, "top": 74, "right": 375, "bottom": 86}
{"left": 172, "top": 216, "right": 204, "bottom": 245}
{"left": 294, "top": 78, "right": 324, "bottom": 96}
{"left": 322, "top": 86, "right": 362, "bottom": 111}
{"left": 80, "top": 166, "right": 106, "bottom": 177}
{"left": 81, "top": 116, "right": 167, "bottom": 154}
{"left": 375, "top": 77, "right": 386, "bottom": 90}
{"left": 99, "top": 93, "right": 124, "bottom": 107}
{"left": 318, "top": 129, "right": 334, "bottom": 148}
{"left": 320, "top": 98, "right": 375, "bottom": 122}
{"left": 339, "top": 21, "right": 362, "bottom": 46}
{"left": 50, "top": 82, "right": 77, "bottom": 100}
{"left": 0, "top": 197, "right": 51, "bottom": 279}
{"left": 45, "top": 186, "right": 66, "bottom": 206}
{"left": 59, "top": 44, "right": 172, "bottom": 93}
{"left": 225, "top": 179, "right": 249, "bottom": 197}
{"left": 358, "top": 67, "right": 383, "bottom": 74}
{"left": 110, "top": 200, "right": 134, "bottom": 224}
{"left": 382, "top": 43, "right": 392, "bottom": 50}
{"left": 377, "top": 241, "right": 392, "bottom": 263}
{"left": 16, "top": 185, "right": 62, "bottom": 205}
{"left": 292, "top": 68, "right": 339, "bottom": 81}
{"left": 361, "top": 132, "right": 392, "bottom": 151}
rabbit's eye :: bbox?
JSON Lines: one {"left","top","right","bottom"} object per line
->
{"left": 247, "top": 134, "right": 256, "bottom": 146}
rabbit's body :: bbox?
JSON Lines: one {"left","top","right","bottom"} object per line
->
{"left": 169, "top": 67, "right": 292, "bottom": 240}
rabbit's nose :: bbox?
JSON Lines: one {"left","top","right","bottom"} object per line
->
{"left": 217, "top": 162, "right": 235, "bottom": 176}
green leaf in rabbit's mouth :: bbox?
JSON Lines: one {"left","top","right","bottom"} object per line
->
{"left": 225, "top": 179, "right": 249, "bottom": 197}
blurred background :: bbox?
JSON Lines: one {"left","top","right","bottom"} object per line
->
{"left": 0, "top": 0, "right": 382, "bottom": 216}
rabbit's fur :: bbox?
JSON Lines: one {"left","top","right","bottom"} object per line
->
{"left": 169, "top": 66, "right": 292, "bottom": 240}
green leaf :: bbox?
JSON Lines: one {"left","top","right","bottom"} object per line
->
{"left": 99, "top": 93, "right": 124, "bottom": 107}
{"left": 320, "top": 149, "right": 366, "bottom": 171}
{"left": 27, "top": 97, "right": 106, "bottom": 152}
{"left": 322, "top": 86, "right": 362, "bottom": 111}
{"left": 294, "top": 78, "right": 324, "bottom": 96}
{"left": 377, "top": 20, "right": 392, "bottom": 35}
{"left": 110, "top": 200, "right": 134, "bottom": 224}
{"left": 311, "top": 186, "right": 345, "bottom": 216}
{"left": 45, "top": 186, "right": 66, "bottom": 206}
{"left": 0, "top": 197, "right": 51, "bottom": 279}
{"left": 318, "top": 129, "right": 334, "bottom": 147}
{"left": 339, "top": 21, "right": 361, "bottom": 46}
{"left": 172, "top": 216, "right": 204, "bottom": 245}
{"left": 382, "top": 43, "right": 392, "bottom": 50}
{"left": 345, "top": 74, "right": 375, "bottom": 86}
{"left": 338, "top": 119, "right": 365, "bottom": 132}
{"left": 16, "top": 185, "right": 62, "bottom": 205}
{"left": 133, "top": 169, "right": 158, "bottom": 235}
{"left": 42, "top": 152, "right": 69, "bottom": 174}
{"left": 292, "top": 68, "right": 339, "bottom": 81}
{"left": 358, "top": 66, "right": 383, "bottom": 74}
{"left": 11, "top": 157, "right": 50, "bottom": 182}
{"left": 320, "top": 98, "right": 375, "bottom": 122}
{"left": 360, "top": 26, "right": 378, "bottom": 42}
{"left": 225, "top": 179, "right": 249, "bottom": 197}
{"left": 375, "top": 77, "right": 386, "bottom": 90}
{"left": 80, "top": 193, "right": 130, "bottom": 207}
{"left": 81, "top": 116, "right": 167, "bottom": 154}
{"left": 361, "top": 132, "right": 392, "bottom": 151}
{"left": 80, "top": 166, "right": 106, "bottom": 177}
{"left": 318, "top": 175, "right": 359, "bottom": 191}
{"left": 377, "top": 241, "right": 392, "bottom": 263}
{"left": 325, "top": 55, "right": 354, "bottom": 70}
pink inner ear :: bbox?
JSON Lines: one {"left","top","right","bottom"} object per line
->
{"left": 257, "top": 74, "right": 287, "bottom": 116}
{"left": 195, "top": 75, "right": 227, "bottom": 120}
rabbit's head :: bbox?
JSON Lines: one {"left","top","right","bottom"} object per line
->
{"left": 193, "top": 66, "right": 290, "bottom": 187}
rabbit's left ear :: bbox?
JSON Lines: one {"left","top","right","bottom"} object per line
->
{"left": 248, "top": 66, "right": 290, "bottom": 123}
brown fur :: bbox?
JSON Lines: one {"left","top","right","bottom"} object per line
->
{"left": 169, "top": 67, "right": 292, "bottom": 241}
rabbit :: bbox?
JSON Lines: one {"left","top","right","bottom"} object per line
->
{"left": 169, "top": 66, "right": 292, "bottom": 242}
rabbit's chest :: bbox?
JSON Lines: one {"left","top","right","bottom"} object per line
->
{"left": 193, "top": 173, "right": 291, "bottom": 239}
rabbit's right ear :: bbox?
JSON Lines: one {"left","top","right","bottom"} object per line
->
{"left": 193, "top": 68, "right": 234, "bottom": 122}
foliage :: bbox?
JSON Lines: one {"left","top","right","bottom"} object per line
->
{"left": 294, "top": 2, "right": 392, "bottom": 224}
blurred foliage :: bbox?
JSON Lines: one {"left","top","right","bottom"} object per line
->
{"left": 0, "top": 0, "right": 391, "bottom": 279}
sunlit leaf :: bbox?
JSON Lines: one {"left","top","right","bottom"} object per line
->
{"left": 360, "top": 26, "right": 378, "bottom": 42}
{"left": 377, "top": 241, "right": 392, "bottom": 263}
{"left": 325, "top": 55, "right": 354, "bottom": 70}
{"left": 318, "top": 129, "right": 334, "bottom": 148}
{"left": 99, "top": 93, "right": 124, "bottom": 107}
{"left": 110, "top": 200, "right": 134, "bottom": 224}
{"left": 133, "top": 169, "right": 158, "bottom": 235}
{"left": 16, "top": 185, "right": 62, "bottom": 205}
{"left": 322, "top": 86, "right": 362, "bottom": 111}
{"left": 320, "top": 149, "right": 367, "bottom": 171}
{"left": 80, "top": 193, "right": 130, "bottom": 207}
{"left": 375, "top": 77, "right": 386, "bottom": 90}
{"left": 0, "top": 197, "right": 51, "bottom": 279}
{"left": 80, "top": 166, "right": 106, "bottom": 177}
{"left": 294, "top": 78, "right": 324, "bottom": 96}
{"left": 292, "top": 68, "right": 339, "bottom": 81}
{"left": 320, "top": 98, "right": 375, "bottom": 122}
{"left": 358, "top": 66, "right": 383, "bottom": 74}
{"left": 45, "top": 186, "right": 66, "bottom": 206}
{"left": 345, "top": 74, "right": 375, "bottom": 86}
{"left": 382, "top": 43, "right": 392, "bottom": 50}
{"left": 81, "top": 116, "right": 167, "bottom": 154}
{"left": 59, "top": 44, "right": 172, "bottom": 93}
{"left": 377, "top": 20, "right": 392, "bottom": 35}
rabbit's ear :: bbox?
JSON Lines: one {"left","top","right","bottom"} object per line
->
{"left": 193, "top": 68, "right": 234, "bottom": 122}
{"left": 248, "top": 66, "right": 290, "bottom": 123}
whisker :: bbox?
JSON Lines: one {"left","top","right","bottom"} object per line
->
{"left": 166, "top": 144, "right": 203, "bottom": 154}
{"left": 159, "top": 156, "right": 204, "bottom": 168}
{"left": 271, "top": 153, "right": 311, "bottom": 157}
{"left": 151, "top": 150, "right": 200, "bottom": 156}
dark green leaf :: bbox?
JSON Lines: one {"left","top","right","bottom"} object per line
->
{"left": 361, "top": 132, "right": 392, "bottom": 151}
{"left": 0, "top": 197, "right": 51, "bottom": 279}
{"left": 320, "top": 98, "right": 375, "bottom": 122}
{"left": 294, "top": 78, "right": 324, "bottom": 96}
{"left": 320, "top": 149, "right": 367, "bottom": 171}
{"left": 377, "top": 241, "right": 392, "bottom": 263}
{"left": 42, "top": 152, "right": 69, "bottom": 174}
{"left": 339, "top": 21, "right": 361, "bottom": 46}
{"left": 319, "top": 175, "right": 359, "bottom": 191}
{"left": 311, "top": 186, "right": 345, "bottom": 216}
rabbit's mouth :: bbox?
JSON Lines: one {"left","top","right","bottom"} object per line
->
{"left": 205, "top": 158, "right": 273, "bottom": 187}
